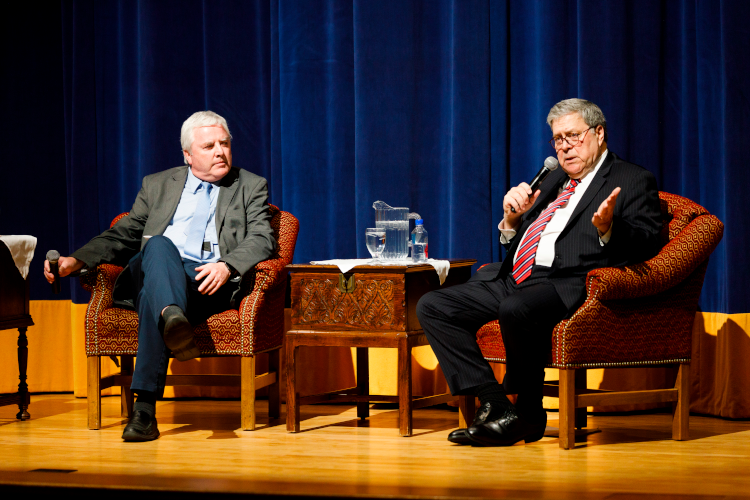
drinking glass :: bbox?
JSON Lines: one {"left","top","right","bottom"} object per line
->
{"left": 365, "top": 228, "right": 386, "bottom": 260}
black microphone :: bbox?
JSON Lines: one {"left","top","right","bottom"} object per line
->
{"left": 510, "top": 156, "right": 560, "bottom": 213}
{"left": 46, "top": 250, "right": 61, "bottom": 294}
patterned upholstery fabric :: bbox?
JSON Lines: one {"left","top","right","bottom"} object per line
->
{"left": 475, "top": 192, "right": 724, "bottom": 369}
{"left": 80, "top": 204, "right": 299, "bottom": 357}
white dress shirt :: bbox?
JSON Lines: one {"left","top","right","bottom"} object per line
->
{"left": 499, "top": 150, "right": 612, "bottom": 268}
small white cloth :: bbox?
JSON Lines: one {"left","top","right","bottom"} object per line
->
{"left": 0, "top": 235, "right": 38, "bottom": 279}
{"left": 309, "top": 258, "right": 451, "bottom": 285}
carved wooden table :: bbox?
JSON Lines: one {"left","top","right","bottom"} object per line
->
{"left": 285, "top": 259, "right": 476, "bottom": 436}
{"left": 0, "top": 242, "right": 34, "bottom": 420}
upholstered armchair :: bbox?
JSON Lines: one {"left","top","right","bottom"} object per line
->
{"left": 463, "top": 192, "right": 724, "bottom": 449}
{"left": 81, "top": 204, "right": 298, "bottom": 431}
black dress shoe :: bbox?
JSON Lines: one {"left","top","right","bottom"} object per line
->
{"left": 162, "top": 305, "right": 200, "bottom": 361}
{"left": 466, "top": 407, "right": 547, "bottom": 447}
{"left": 122, "top": 410, "right": 160, "bottom": 442}
{"left": 448, "top": 401, "right": 504, "bottom": 445}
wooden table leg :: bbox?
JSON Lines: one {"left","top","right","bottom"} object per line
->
{"left": 285, "top": 337, "right": 300, "bottom": 432}
{"left": 16, "top": 327, "right": 29, "bottom": 420}
{"left": 356, "top": 347, "right": 369, "bottom": 420}
{"left": 397, "top": 336, "right": 412, "bottom": 437}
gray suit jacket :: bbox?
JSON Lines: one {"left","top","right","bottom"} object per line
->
{"left": 72, "top": 165, "right": 277, "bottom": 307}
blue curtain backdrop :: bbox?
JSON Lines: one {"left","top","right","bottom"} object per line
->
{"left": 2, "top": 0, "right": 747, "bottom": 315}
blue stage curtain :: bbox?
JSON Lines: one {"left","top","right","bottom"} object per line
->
{"left": 2, "top": 0, "right": 748, "bottom": 315}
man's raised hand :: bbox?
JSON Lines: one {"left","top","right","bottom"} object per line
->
{"left": 592, "top": 187, "right": 621, "bottom": 235}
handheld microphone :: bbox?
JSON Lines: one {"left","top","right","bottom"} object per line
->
{"left": 46, "top": 250, "right": 61, "bottom": 294}
{"left": 510, "top": 156, "right": 560, "bottom": 213}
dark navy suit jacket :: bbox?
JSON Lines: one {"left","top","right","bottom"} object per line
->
{"left": 470, "top": 152, "right": 662, "bottom": 312}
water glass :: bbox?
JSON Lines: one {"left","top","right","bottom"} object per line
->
{"left": 365, "top": 228, "right": 386, "bottom": 260}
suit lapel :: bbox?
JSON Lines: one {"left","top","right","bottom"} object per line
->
{"left": 153, "top": 167, "right": 188, "bottom": 235}
{"left": 216, "top": 167, "right": 240, "bottom": 234}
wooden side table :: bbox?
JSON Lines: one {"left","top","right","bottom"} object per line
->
{"left": 0, "top": 242, "right": 34, "bottom": 420}
{"left": 285, "top": 259, "right": 476, "bottom": 436}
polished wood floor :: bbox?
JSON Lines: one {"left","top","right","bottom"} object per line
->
{"left": 1, "top": 394, "right": 749, "bottom": 499}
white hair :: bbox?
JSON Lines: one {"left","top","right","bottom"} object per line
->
{"left": 180, "top": 110, "right": 232, "bottom": 152}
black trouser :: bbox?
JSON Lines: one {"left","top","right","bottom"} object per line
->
{"left": 416, "top": 269, "right": 567, "bottom": 411}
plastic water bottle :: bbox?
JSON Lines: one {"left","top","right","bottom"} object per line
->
{"left": 411, "top": 219, "right": 428, "bottom": 263}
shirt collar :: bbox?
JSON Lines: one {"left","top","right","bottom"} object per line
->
{"left": 186, "top": 167, "right": 220, "bottom": 193}
{"left": 568, "top": 149, "right": 608, "bottom": 187}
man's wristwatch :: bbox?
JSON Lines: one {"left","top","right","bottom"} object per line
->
{"left": 221, "top": 261, "right": 240, "bottom": 278}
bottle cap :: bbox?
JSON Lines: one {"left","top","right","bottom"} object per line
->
{"left": 415, "top": 219, "right": 424, "bottom": 225}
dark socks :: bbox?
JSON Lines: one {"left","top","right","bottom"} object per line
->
{"left": 475, "top": 382, "right": 512, "bottom": 409}
{"left": 134, "top": 391, "right": 156, "bottom": 417}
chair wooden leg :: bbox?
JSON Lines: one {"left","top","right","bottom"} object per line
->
{"left": 285, "top": 338, "right": 300, "bottom": 432}
{"left": 87, "top": 356, "right": 101, "bottom": 430}
{"left": 559, "top": 368, "right": 576, "bottom": 449}
{"left": 397, "top": 336, "right": 412, "bottom": 437}
{"left": 575, "top": 368, "right": 587, "bottom": 429}
{"left": 120, "top": 355, "right": 134, "bottom": 418}
{"left": 458, "top": 396, "right": 476, "bottom": 429}
{"left": 673, "top": 363, "right": 690, "bottom": 441}
{"left": 268, "top": 348, "right": 281, "bottom": 420}
{"left": 241, "top": 356, "right": 257, "bottom": 430}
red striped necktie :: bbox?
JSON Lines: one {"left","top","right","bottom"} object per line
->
{"left": 511, "top": 178, "right": 581, "bottom": 284}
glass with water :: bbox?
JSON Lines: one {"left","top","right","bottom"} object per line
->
{"left": 365, "top": 228, "right": 386, "bottom": 260}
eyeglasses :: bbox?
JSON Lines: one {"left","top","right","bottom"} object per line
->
{"left": 549, "top": 126, "right": 595, "bottom": 149}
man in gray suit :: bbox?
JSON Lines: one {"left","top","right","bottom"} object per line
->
{"left": 44, "top": 111, "right": 276, "bottom": 441}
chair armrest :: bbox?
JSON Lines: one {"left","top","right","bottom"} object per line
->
{"left": 586, "top": 214, "right": 724, "bottom": 300}
{"left": 79, "top": 264, "right": 124, "bottom": 309}
{"left": 253, "top": 258, "right": 288, "bottom": 291}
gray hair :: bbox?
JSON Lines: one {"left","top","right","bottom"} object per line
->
{"left": 547, "top": 98, "right": 608, "bottom": 142}
{"left": 180, "top": 110, "right": 232, "bottom": 152}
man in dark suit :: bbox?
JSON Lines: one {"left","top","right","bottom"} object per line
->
{"left": 44, "top": 111, "right": 276, "bottom": 442}
{"left": 417, "top": 98, "right": 661, "bottom": 446}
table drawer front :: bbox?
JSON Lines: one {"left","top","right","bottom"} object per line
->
{"left": 291, "top": 273, "right": 406, "bottom": 331}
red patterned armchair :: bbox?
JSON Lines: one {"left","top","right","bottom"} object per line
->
{"left": 80, "top": 204, "right": 298, "bottom": 431}
{"left": 463, "top": 192, "right": 724, "bottom": 449}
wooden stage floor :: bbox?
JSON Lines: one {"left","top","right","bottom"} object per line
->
{"left": 1, "top": 394, "right": 749, "bottom": 500}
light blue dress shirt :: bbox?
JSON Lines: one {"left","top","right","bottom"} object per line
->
{"left": 162, "top": 168, "right": 222, "bottom": 263}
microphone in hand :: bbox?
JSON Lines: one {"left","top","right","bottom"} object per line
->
{"left": 510, "top": 156, "right": 560, "bottom": 213}
{"left": 46, "top": 250, "right": 61, "bottom": 294}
